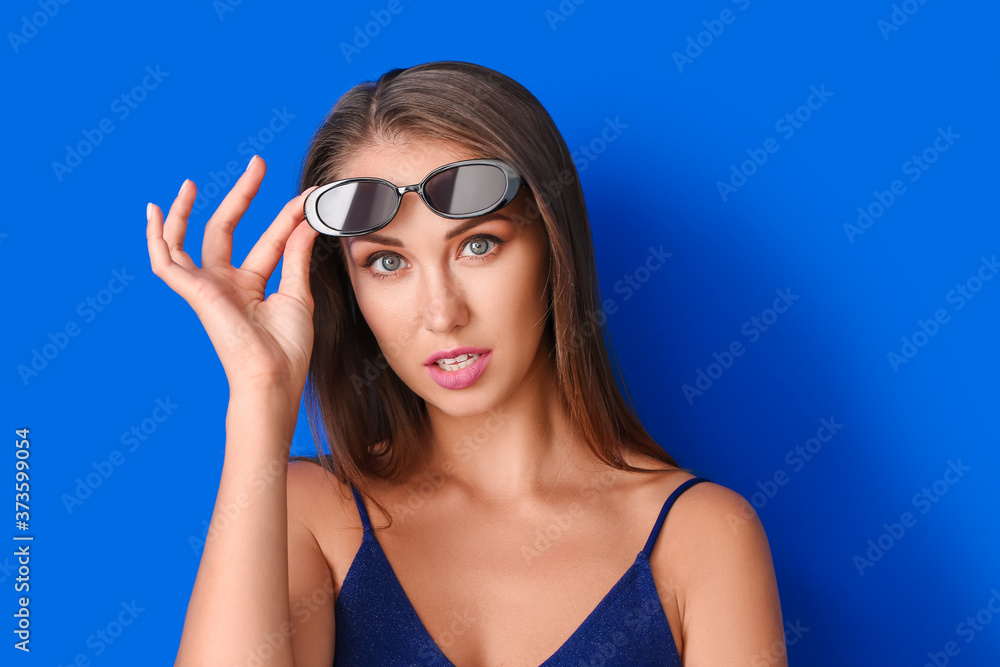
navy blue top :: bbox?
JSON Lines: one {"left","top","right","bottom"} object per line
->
{"left": 333, "top": 476, "right": 711, "bottom": 666}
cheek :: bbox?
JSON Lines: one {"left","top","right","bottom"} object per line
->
{"left": 356, "top": 289, "right": 430, "bottom": 392}
{"left": 353, "top": 284, "right": 420, "bottom": 366}
{"left": 477, "top": 255, "right": 549, "bottom": 331}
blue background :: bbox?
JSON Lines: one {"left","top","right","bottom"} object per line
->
{"left": 4, "top": 0, "right": 998, "bottom": 664}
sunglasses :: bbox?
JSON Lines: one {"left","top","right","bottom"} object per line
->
{"left": 303, "top": 159, "right": 522, "bottom": 237}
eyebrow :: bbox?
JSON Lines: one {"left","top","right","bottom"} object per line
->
{"left": 346, "top": 215, "right": 512, "bottom": 251}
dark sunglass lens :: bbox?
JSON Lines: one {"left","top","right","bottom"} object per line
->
{"left": 424, "top": 164, "right": 508, "bottom": 216}
{"left": 316, "top": 182, "right": 397, "bottom": 233}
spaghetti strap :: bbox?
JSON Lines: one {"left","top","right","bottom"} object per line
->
{"left": 641, "top": 476, "right": 711, "bottom": 557}
{"left": 335, "top": 476, "right": 706, "bottom": 665}
{"left": 349, "top": 485, "right": 373, "bottom": 533}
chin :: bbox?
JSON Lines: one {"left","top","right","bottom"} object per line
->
{"left": 425, "top": 393, "right": 496, "bottom": 419}
{"left": 418, "top": 380, "right": 507, "bottom": 420}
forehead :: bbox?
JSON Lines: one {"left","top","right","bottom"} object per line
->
{"left": 338, "top": 139, "right": 480, "bottom": 184}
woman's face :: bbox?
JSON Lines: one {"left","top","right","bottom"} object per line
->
{"left": 339, "top": 139, "right": 553, "bottom": 418}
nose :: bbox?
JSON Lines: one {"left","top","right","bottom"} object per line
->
{"left": 419, "top": 265, "right": 469, "bottom": 334}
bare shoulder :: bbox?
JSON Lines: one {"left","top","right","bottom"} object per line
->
{"left": 646, "top": 473, "right": 772, "bottom": 588}
{"left": 284, "top": 460, "right": 353, "bottom": 666}
{"left": 645, "top": 472, "right": 787, "bottom": 664}
{"left": 618, "top": 453, "right": 768, "bottom": 559}
{"left": 660, "top": 477, "right": 766, "bottom": 553}
{"left": 286, "top": 460, "right": 367, "bottom": 587}
{"left": 286, "top": 459, "right": 357, "bottom": 528}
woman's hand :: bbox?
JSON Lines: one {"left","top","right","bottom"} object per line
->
{"left": 146, "top": 155, "right": 321, "bottom": 396}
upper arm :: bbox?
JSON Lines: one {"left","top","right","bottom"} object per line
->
{"left": 659, "top": 482, "right": 787, "bottom": 667}
{"left": 286, "top": 461, "right": 336, "bottom": 666}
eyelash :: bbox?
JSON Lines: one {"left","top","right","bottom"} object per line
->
{"left": 362, "top": 235, "right": 504, "bottom": 281}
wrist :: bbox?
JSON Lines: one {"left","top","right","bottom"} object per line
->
{"left": 226, "top": 383, "right": 303, "bottom": 447}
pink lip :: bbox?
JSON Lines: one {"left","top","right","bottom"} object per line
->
{"left": 426, "top": 350, "right": 492, "bottom": 390}
{"left": 424, "top": 347, "right": 491, "bottom": 366}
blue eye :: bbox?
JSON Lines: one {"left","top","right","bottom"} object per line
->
{"left": 363, "top": 235, "right": 500, "bottom": 281}
{"left": 365, "top": 253, "right": 408, "bottom": 278}
{"left": 374, "top": 255, "right": 403, "bottom": 272}
{"left": 460, "top": 237, "right": 496, "bottom": 257}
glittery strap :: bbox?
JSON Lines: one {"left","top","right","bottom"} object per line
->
{"left": 642, "top": 477, "right": 711, "bottom": 557}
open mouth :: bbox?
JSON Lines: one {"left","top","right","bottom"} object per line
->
{"left": 435, "top": 353, "right": 481, "bottom": 371}
{"left": 426, "top": 350, "right": 492, "bottom": 390}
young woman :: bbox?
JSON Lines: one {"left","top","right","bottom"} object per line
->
{"left": 147, "top": 62, "right": 786, "bottom": 666}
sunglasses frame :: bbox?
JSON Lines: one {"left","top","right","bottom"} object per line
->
{"left": 303, "top": 158, "right": 523, "bottom": 237}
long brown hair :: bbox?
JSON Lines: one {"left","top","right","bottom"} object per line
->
{"left": 292, "top": 62, "right": 686, "bottom": 524}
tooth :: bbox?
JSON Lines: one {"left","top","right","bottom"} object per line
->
{"left": 436, "top": 353, "right": 479, "bottom": 371}
{"left": 439, "top": 353, "right": 471, "bottom": 365}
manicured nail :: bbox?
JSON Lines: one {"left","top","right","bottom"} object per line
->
{"left": 246, "top": 155, "right": 257, "bottom": 172}
{"left": 146, "top": 202, "right": 152, "bottom": 221}
{"left": 177, "top": 179, "right": 188, "bottom": 196}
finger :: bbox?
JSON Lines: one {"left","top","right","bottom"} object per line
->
{"left": 162, "top": 179, "right": 197, "bottom": 270}
{"left": 277, "top": 219, "right": 321, "bottom": 306}
{"left": 202, "top": 155, "right": 264, "bottom": 269}
{"left": 240, "top": 186, "right": 321, "bottom": 282}
{"left": 146, "top": 202, "right": 202, "bottom": 303}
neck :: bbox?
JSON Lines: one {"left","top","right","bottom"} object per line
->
{"left": 416, "top": 345, "right": 597, "bottom": 503}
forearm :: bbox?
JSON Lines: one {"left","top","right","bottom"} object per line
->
{"left": 175, "top": 384, "right": 301, "bottom": 666}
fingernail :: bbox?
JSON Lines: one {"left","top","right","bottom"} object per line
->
{"left": 246, "top": 155, "right": 257, "bottom": 172}
{"left": 177, "top": 179, "right": 188, "bottom": 196}
{"left": 146, "top": 203, "right": 152, "bottom": 221}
